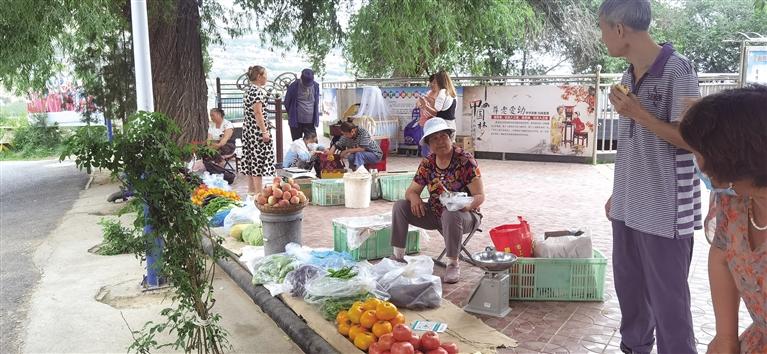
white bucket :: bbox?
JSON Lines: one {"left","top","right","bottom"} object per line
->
{"left": 344, "top": 173, "right": 372, "bottom": 208}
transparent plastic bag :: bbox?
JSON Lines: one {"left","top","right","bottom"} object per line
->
{"left": 202, "top": 171, "right": 231, "bottom": 190}
{"left": 285, "top": 264, "right": 325, "bottom": 297}
{"left": 303, "top": 264, "right": 377, "bottom": 304}
{"left": 223, "top": 198, "right": 260, "bottom": 235}
{"left": 375, "top": 255, "right": 442, "bottom": 309}
{"left": 439, "top": 191, "right": 474, "bottom": 212}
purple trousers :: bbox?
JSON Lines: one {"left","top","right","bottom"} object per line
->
{"left": 612, "top": 220, "right": 696, "bottom": 354}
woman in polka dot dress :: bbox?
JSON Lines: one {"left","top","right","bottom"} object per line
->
{"left": 241, "top": 65, "right": 275, "bottom": 194}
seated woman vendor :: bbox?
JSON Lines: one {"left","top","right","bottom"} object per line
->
{"left": 327, "top": 121, "right": 382, "bottom": 171}
{"left": 389, "top": 118, "right": 485, "bottom": 284}
{"left": 207, "top": 108, "right": 235, "bottom": 155}
{"left": 204, "top": 108, "right": 236, "bottom": 182}
{"left": 283, "top": 131, "right": 323, "bottom": 174}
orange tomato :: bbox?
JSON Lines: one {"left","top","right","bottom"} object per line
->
{"left": 363, "top": 297, "right": 383, "bottom": 311}
{"left": 347, "top": 302, "right": 365, "bottom": 324}
{"left": 353, "top": 331, "right": 375, "bottom": 351}
{"left": 390, "top": 312, "right": 406, "bottom": 326}
{"left": 337, "top": 321, "right": 351, "bottom": 336}
{"left": 375, "top": 301, "right": 399, "bottom": 321}
{"left": 336, "top": 310, "right": 349, "bottom": 325}
{"left": 372, "top": 320, "right": 393, "bottom": 338}
{"left": 360, "top": 310, "right": 378, "bottom": 329}
{"left": 348, "top": 324, "right": 364, "bottom": 341}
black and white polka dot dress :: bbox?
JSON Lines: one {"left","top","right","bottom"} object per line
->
{"left": 241, "top": 84, "right": 275, "bottom": 176}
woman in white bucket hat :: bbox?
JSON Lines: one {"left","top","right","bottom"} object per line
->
{"left": 389, "top": 118, "right": 485, "bottom": 283}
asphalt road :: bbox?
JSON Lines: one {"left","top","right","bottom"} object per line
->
{"left": 0, "top": 159, "right": 88, "bottom": 353}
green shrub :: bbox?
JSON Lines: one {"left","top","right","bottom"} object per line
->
{"left": 1, "top": 114, "right": 66, "bottom": 159}
{"left": 97, "top": 218, "right": 143, "bottom": 256}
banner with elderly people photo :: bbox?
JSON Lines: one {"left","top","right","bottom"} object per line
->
{"left": 462, "top": 85, "right": 596, "bottom": 157}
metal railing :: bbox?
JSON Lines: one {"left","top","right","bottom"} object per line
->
{"left": 216, "top": 72, "right": 740, "bottom": 159}
{"left": 594, "top": 73, "right": 739, "bottom": 153}
{"left": 214, "top": 72, "right": 297, "bottom": 122}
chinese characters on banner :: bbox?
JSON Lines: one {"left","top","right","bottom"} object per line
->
{"left": 462, "top": 85, "right": 596, "bottom": 156}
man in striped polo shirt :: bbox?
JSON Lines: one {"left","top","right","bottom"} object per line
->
{"left": 599, "top": 1, "right": 702, "bottom": 353}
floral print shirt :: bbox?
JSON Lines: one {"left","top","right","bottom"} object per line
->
{"left": 413, "top": 146, "right": 481, "bottom": 218}
{"left": 706, "top": 193, "right": 766, "bottom": 353}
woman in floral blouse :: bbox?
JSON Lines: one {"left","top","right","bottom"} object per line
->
{"left": 679, "top": 85, "right": 767, "bottom": 354}
{"left": 389, "top": 118, "right": 485, "bottom": 283}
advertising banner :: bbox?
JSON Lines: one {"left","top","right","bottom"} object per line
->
{"left": 462, "top": 85, "right": 596, "bottom": 156}
{"left": 745, "top": 46, "right": 767, "bottom": 85}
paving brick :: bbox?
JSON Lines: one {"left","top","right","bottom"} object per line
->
{"left": 227, "top": 156, "right": 750, "bottom": 353}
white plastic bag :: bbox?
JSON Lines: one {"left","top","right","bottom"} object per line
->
{"left": 239, "top": 245, "right": 265, "bottom": 274}
{"left": 533, "top": 236, "right": 593, "bottom": 258}
{"left": 202, "top": 171, "right": 231, "bottom": 190}
{"left": 223, "top": 198, "right": 260, "bottom": 235}
{"left": 439, "top": 191, "right": 474, "bottom": 212}
{"left": 374, "top": 255, "right": 442, "bottom": 309}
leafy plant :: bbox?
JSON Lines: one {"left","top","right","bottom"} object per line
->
{"left": 62, "top": 111, "right": 229, "bottom": 353}
{"left": 1, "top": 114, "right": 67, "bottom": 160}
{"left": 97, "top": 218, "right": 143, "bottom": 256}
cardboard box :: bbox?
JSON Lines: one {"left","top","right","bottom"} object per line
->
{"left": 455, "top": 135, "right": 475, "bottom": 154}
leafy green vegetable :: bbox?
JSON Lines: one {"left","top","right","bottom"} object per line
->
{"left": 242, "top": 224, "right": 263, "bottom": 246}
{"left": 319, "top": 293, "right": 371, "bottom": 321}
{"left": 202, "top": 197, "right": 241, "bottom": 218}
{"left": 327, "top": 267, "right": 358, "bottom": 280}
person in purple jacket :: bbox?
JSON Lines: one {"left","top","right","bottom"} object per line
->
{"left": 283, "top": 68, "right": 320, "bottom": 141}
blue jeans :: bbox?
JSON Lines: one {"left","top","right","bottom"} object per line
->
{"left": 347, "top": 151, "right": 380, "bottom": 170}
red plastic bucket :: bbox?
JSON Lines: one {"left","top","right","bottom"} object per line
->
{"left": 489, "top": 216, "right": 533, "bottom": 257}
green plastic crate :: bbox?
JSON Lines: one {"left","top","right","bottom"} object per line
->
{"left": 311, "top": 179, "right": 344, "bottom": 206}
{"left": 379, "top": 174, "right": 429, "bottom": 201}
{"left": 332, "top": 221, "right": 420, "bottom": 260}
{"left": 508, "top": 249, "right": 607, "bottom": 301}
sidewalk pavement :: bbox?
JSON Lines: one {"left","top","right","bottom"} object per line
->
{"left": 21, "top": 171, "right": 302, "bottom": 353}
{"left": 230, "top": 155, "right": 753, "bottom": 354}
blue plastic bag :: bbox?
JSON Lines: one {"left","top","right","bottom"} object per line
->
{"left": 209, "top": 209, "right": 231, "bottom": 227}
{"left": 308, "top": 250, "right": 356, "bottom": 269}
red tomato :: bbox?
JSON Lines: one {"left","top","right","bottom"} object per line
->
{"left": 425, "top": 349, "right": 448, "bottom": 354}
{"left": 415, "top": 351, "right": 423, "bottom": 354}
{"left": 391, "top": 342, "right": 415, "bottom": 354}
{"left": 392, "top": 324, "right": 412, "bottom": 342}
{"left": 440, "top": 342, "right": 458, "bottom": 354}
{"left": 369, "top": 342, "right": 385, "bottom": 354}
{"left": 420, "top": 331, "right": 440, "bottom": 351}
{"left": 378, "top": 333, "right": 395, "bottom": 351}
{"left": 440, "top": 342, "right": 459, "bottom": 354}
{"left": 408, "top": 334, "right": 422, "bottom": 350}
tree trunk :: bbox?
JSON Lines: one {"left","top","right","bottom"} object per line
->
{"left": 148, "top": 0, "right": 207, "bottom": 145}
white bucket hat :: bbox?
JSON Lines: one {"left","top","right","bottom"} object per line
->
{"left": 420, "top": 118, "right": 455, "bottom": 146}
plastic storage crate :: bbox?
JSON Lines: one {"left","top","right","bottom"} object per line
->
{"left": 509, "top": 250, "right": 607, "bottom": 301}
{"left": 332, "top": 220, "right": 420, "bottom": 260}
{"left": 311, "top": 179, "right": 345, "bottom": 206}
{"left": 379, "top": 174, "right": 429, "bottom": 201}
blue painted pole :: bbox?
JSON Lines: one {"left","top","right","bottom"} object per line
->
{"left": 106, "top": 117, "right": 113, "bottom": 142}
{"left": 143, "top": 203, "right": 164, "bottom": 287}
{"left": 131, "top": 0, "right": 160, "bottom": 289}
